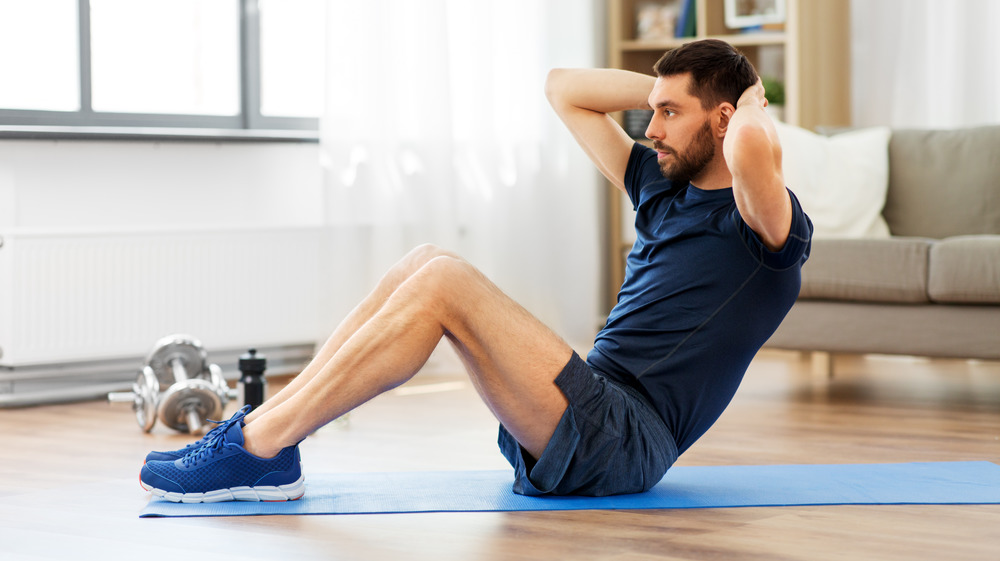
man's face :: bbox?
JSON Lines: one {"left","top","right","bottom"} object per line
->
{"left": 645, "top": 74, "right": 716, "bottom": 184}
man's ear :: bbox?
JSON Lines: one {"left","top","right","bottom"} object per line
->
{"left": 716, "top": 103, "right": 736, "bottom": 137}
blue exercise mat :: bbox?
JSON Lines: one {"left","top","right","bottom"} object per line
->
{"left": 139, "top": 461, "right": 1000, "bottom": 518}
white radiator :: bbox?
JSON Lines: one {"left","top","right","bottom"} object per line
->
{"left": 0, "top": 226, "right": 333, "bottom": 403}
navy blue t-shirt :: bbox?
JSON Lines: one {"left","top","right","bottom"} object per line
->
{"left": 587, "top": 142, "right": 813, "bottom": 455}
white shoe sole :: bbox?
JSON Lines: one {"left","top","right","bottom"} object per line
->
{"left": 141, "top": 473, "right": 306, "bottom": 503}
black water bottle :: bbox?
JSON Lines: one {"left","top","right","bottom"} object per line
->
{"left": 238, "top": 348, "right": 267, "bottom": 410}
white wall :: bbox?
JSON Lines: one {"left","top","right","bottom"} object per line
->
{"left": 0, "top": 140, "right": 324, "bottom": 232}
{"left": 0, "top": 139, "right": 340, "bottom": 372}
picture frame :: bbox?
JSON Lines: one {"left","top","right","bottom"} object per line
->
{"left": 635, "top": 1, "right": 682, "bottom": 40}
{"left": 724, "top": 0, "right": 786, "bottom": 29}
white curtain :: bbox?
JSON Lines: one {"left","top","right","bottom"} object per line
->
{"left": 851, "top": 0, "right": 1000, "bottom": 129}
{"left": 319, "top": 0, "right": 604, "bottom": 350}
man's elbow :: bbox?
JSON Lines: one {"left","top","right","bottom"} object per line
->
{"left": 740, "top": 183, "right": 793, "bottom": 252}
{"left": 752, "top": 211, "right": 792, "bottom": 252}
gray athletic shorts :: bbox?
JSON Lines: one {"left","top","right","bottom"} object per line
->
{"left": 498, "top": 352, "right": 677, "bottom": 496}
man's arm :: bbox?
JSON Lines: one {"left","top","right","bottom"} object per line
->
{"left": 545, "top": 68, "right": 656, "bottom": 192}
{"left": 723, "top": 80, "right": 792, "bottom": 251}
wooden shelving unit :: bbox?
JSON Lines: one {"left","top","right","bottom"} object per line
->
{"left": 602, "top": 0, "right": 851, "bottom": 310}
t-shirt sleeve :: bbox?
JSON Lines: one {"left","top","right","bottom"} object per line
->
{"left": 733, "top": 188, "right": 813, "bottom": 270}
{"left": 623, "top": 142, "right": 661, "bottom": 210}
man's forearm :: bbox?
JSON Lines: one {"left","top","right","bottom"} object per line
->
{"left": 545, "top": 68, "right": 655, "bottom": 117}
{"left": 723, "top": 82, "right": 781, "bottom": 185}
{"left": 723, "top": 80, "right": 791, "bottom": 251}
{"left": 545, "top": 68, "right": 654, "bottom": 191}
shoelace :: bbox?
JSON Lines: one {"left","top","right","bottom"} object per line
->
{"left": 177, "top": 423, "right": 225, "bottom": 454}
{"left": 179, "top": 414, "right": 243, "bottom": 468}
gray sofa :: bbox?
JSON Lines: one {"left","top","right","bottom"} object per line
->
{"left": 765, "top": 124, "right": 1000, "bottom": 364}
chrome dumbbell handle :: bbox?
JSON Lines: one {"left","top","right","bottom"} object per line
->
{"left": 168, "top": 356, "right": 203, "bottom": 432}
{"left": 171, "top": 357, "right": 189, "bottom": 382}
{"left": 185, "top": 407, "right": 203, "bottom": 434}
{"left": 210, "top": 363, "right": 239, "bottom": 402}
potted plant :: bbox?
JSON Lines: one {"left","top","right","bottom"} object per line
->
{"left": 761, "top": 76, "right": 785, "bottom": 121}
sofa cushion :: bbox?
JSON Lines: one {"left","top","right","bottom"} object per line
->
{"left": 928, "top": 235, "right": 1000, "bottom": 304}
{"left": 774, "top": 122, "right": 891, "bottom": 239}
{"left": 883, "top": 125, "right": 1000, "bottom": 238}
{"left": 799, "top": 238, "right": 932, "bottom": 303}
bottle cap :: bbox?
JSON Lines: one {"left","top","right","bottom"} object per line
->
{"left": 239, "top": 348, "right": 267, "bottom": 374}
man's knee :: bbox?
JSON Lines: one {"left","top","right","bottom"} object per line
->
{"left": 422, "top": 254, "right": 475, "bottom": 281}
{"left": 406, "top": 254, "right": 485, "bottom": 306}
{"left": 388, "top": 244, "right": 457, "bottom": 284}
{"left": 405, "top": 243, "right": 459, "bottom": 269}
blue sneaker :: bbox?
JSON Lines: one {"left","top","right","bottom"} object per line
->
{"left": 140, "top": 417, "right": 304, "bottom": 503}
{"left": 144, "top": 405, "right": 253, "bottom": 463}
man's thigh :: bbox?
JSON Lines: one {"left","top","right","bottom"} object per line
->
{"left": 421, "top": 255, "right": 573, "bottom": 459}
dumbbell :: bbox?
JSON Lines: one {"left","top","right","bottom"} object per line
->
{"left": 109, "top": 334, "right": 236, "bottom": 434}
{"left": 152, "top": 335, "right": 225, "bottom": 434}
{"left": 109, "top": 365, "right": 160, "bottom": 432}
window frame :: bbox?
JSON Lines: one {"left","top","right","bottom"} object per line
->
{"left": 0, "top": 0, "right": 319, "bottom": 142}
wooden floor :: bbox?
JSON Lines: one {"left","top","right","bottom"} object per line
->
{"left": 1, "top": 350, "right": 998, "bottom": 560}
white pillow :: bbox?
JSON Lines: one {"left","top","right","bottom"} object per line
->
{"left": 773, "top": 121, "right": 892, "bottom": 239}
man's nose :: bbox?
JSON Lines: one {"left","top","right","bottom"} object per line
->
{"left": 645, "top": 114, "right": 662, "bottom": 141}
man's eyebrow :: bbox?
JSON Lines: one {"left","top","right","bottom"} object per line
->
{"left": 652, "top": 100, "right": 679, "bottom": 110}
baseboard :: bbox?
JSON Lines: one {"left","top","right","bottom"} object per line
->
{"left": 0, "top": 343, "right": 316, "bottom": 408}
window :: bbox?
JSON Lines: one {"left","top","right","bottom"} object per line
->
{"left": 0, "top": 0, "right": 325, "bottom": 139}
{"left": 0, "top": 0, "right": 80, "bottom": 112}
{"left": 258, "top": 0, "right": 325, "bottom": 119}
{"left": 90, "top": 0, "right": 240, "bottom": 116}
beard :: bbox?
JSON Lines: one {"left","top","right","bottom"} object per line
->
{"left": 653, "top": 120, "right": 715, "bottom": 184}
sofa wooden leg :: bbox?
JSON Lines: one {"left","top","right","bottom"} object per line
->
{"left": 811, "top": 351, "right": 834, "bottom": 379}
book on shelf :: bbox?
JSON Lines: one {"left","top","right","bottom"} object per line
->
{"left": 675, "top": 0, "right": 696, "bottom": 38}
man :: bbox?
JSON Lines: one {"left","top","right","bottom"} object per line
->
{"left": 140, "top": 39, "right": 811, "bottom": 503}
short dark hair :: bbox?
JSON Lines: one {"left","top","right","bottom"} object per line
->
{"left": 653, "top": 39, "right": 758, "bottom": 110}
